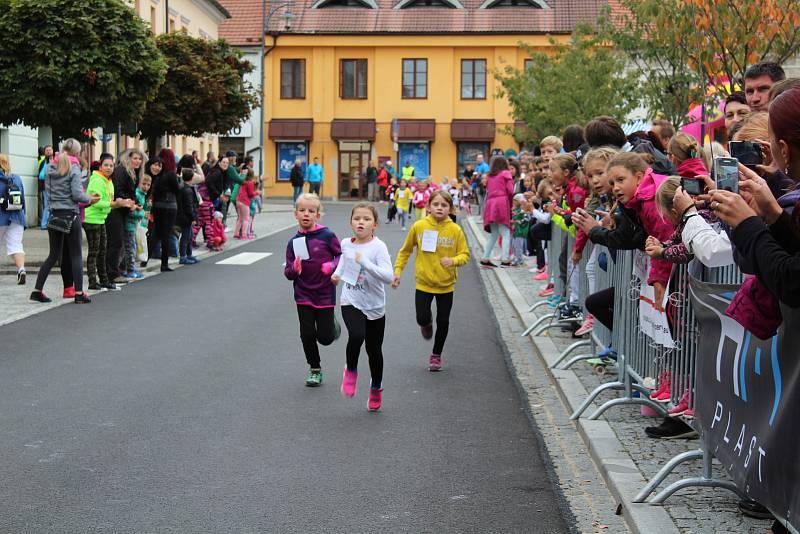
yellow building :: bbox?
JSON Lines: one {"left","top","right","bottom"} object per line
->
{"left": 102, "top": 0, "right": 229, "bottom": 159}
{"left": 242, "top": 0, "right": 607, "bottom": 199}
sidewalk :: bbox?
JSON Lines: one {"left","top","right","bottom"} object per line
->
{"left": 464, "top": 216, "right": 770, "bottom": 534}
{"left": 0, "top": 202, "right": 297, "bottom": 327}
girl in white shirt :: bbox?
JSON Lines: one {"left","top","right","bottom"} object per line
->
{"left": 331, "top": 203, "right": 394, "bottom": 411}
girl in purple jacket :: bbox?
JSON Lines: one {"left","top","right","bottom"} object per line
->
{"left": 284, "top": 193, "right": 342, "bottom": 387}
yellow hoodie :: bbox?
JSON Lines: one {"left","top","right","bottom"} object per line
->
{"left": 394, "top": 215, "right": 470, "bottom": 294}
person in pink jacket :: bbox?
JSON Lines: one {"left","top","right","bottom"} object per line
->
{"left": 480, "top": 156, "right": 515, "bottom": 268}
{"left": 234, "top": 169, "right": 259, "bottom": 240}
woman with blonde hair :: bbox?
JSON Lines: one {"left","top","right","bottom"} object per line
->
{"left": 0, "top": 154, "right": 27, "bottom": 284}
{"left": 32, "top": 139, "right": 100, "bottom": 303}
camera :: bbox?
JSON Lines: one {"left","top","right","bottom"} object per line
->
{"left": 713, "top": 157, "right": 740, "bottom": 194}
{"left": 680, "top": 177, "right": 704, "bottom": 196}
{"left": 729, "top": 141, "right": 763, "bottom": 167}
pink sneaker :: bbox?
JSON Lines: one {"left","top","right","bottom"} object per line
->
{"left": 534, "top": 271, "right": 549, "bottom": 281}
{"left": 682, "top": 408, "right": 695, "bottom": 419}
{"left": 368, "top": 387, "right": 383, "bottom": 411}
{"left": 341, "top": 368, "right": 358, "bottom": 397}
{"left": 575, "top": 314, "right": 595, "bottom": 336}
{"left": 429, "top": 354, "right": 442, "bottom": 372}
{"left": 649, "top": 370, "right": 672, "bottom": 402}
{"left": 668, "top": 389, "right": 691, "bottom": 416}
{"left": 538, "top": 287, "right": 554, "bottom": 297}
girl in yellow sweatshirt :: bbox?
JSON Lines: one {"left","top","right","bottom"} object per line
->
{"left": 392, "top": 190, "right": 470, "bottom": 371}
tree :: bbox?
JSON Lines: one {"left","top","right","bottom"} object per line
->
{"left": 595, "top": 3, "right": 706, "bottom": 128}
{"left": 0, "top": 0, "right": 166, "bottom": 138}
{"left": 495, "top": 27, "right": 640, "bottom": 146}
{"left": 138, "top": 33, "right": 259, "bottom": 149}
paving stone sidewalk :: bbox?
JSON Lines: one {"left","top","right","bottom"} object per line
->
{"left": 465, "top": 215, "right": 771, "bottom": 534}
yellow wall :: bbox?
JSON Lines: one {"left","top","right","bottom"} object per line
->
{"left": 264, "top": 34, "right": 567, "bottom": 199}
{"left": 101, "top": 0, "right": 224, "bottom": 159}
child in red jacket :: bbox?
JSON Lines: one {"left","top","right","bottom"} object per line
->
{"left": 208, "top": 211, "right": 227, "bottom": 251}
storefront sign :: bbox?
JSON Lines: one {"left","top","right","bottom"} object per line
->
{"left": 277, "top": 142, "right": 308, "bottom": 182}
{"left": 398, "top": 142, "right": 430, "bottom": 179}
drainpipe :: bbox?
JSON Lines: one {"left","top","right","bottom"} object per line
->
{"left": 259, "top": 30, "right": 279, "bottom": 178}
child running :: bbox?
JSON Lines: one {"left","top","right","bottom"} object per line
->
{"left": 392, "top": 190, "right": 470, "bottom": 371}
{"left": 393, "top": 179, "right": 411, "bottom": 230}
{"left": 284, "top": 193, "right": 342, "bottom": 387}
{"left": 331, "top": 204, "right": 394, "bottom": 411}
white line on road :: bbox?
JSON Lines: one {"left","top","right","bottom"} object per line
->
{"left": 216, "top": 252, "right": 273, "bottom": 265}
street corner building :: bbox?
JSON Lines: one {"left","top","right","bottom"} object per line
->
{"left": 218, "top": 0, "right": 616, "bottom": 200}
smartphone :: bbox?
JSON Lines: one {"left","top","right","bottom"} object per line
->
{"left": 729, "top": 141, "right": 763, "bottom": 167}
{"left": 714, "top": 157, "right": 740, "bottom": 193}
{"left": 681, "top": 176, "right": 704, "bottom": 196}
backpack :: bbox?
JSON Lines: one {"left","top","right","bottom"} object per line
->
{"left": 0, "top": 175, "right": 23, "bottom": 211}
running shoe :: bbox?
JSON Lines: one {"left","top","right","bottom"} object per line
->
{"left": 429, "top": 354, "right": 442, "bottom": 372}
{"left": 598, "top": 345, "right": 618, "bottom": 360}
{"left": 480, "top": 260, "right": 497, "bottom": 268}
{"left": 574, "top": 314, "right": 595, "bottom": 336}
{"left": 644, "top": 417, "right": 698, "bottom": 439}
{"left": 668, "top": 390, "right": 691, "bottom": 416}
{"left": 29, "top": 291, "right": 52, "bottom": 303}
{"left": 368, "top": 387, "right": 383, "bottom": 412}
{"left": 420, "top": 323, "right": 433, "bottom": 340}
{"left": 341, "top": 368, "right": 358, "bottom": 397}
{"left": 534, "top": 271, "right": 549, "bottom": 281}
{"left": 547, "top": 295, "right": 562, "bottom": 308}
{"left": 306, "top": 368, "right": 323, "bottom": 387}
{"left": 17, "top": 269, "right": 26, "bottom": 285}
{"left": 74, "top": 292, "right": 92, "bottom": 304}
{"left": 63, "top": 286, "right": 76, "bottom": 298}
{"left": 558, "top": 305, "right": 582, "bottom": 321}
{"left": 538, "top": 286, "right": 555, "bottom": 298}
{"left": 682, "top": 408, "right": 695, "bottom": 419}
{"left": 649, "top": 371, "right": 672, "bottom": 402}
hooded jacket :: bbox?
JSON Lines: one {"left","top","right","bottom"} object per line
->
{"left": 83, "top": 170, "right": 113, "bottom": 225}
{"left": 45, "top": 162, "right": 91, "bottom": 213}
{"left": 284, "top": 225, "right": 342, "bottom": 307}
{"left": 676, "top": 157, "right": 709, "bottom": 179}
{"left": 482, "top": 170, "right": 514, "bottom": 230}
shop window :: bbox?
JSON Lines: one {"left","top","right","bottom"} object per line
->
{"left": 402, "top": 59, "right": 427, "bottom": 99}
{"left": 340, "top": 59, "right": 368, "bottom": 99}
{"left": 461, "top": 59, "right": 486, "bottom": 100}
{"left": 457, "top": 142, "right": 489, "bottom": 177}
{"left": 281, "top": 59, "right": 306, "bottom": 99}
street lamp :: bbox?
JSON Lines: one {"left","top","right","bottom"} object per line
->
{"left": 258, "top": 1, "right": 294, "bottom": 176}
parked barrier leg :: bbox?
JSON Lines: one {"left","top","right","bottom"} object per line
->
{"left": 551, "top": 339, "right": 592, "bottom": 368}
{"left": 633, "top": 449, "right": 703, "bottom": 503}
{"left": 560, "top": 352, "right": 599, "bottom": 370}
{"left": 588, "top": 396, "right": 668, "bottom": 420}
{"left": 650, "top": 446, "right": 745, "bottom": 504}
{"left": 532, "top": 317, "right": 582, "bottom": 337}
{"left": 528, "top": 300, "right": 550, "bottom": 313}
{"left": 521, "top": 312, "right": 557, "bottom": 337}
{"left": 570, "top": 381, "right": 623, "bottom": 420}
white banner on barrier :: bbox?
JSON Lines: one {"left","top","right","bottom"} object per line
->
{"left": 635, "top": 252, "right": 675, "bottom": 348}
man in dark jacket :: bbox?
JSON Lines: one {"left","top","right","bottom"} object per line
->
{"left": 290, "top": 160, "right": 305, "bottom": 203}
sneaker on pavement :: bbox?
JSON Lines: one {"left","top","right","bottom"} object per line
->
{"left": 113, "top": 276, "right": 131, "bottom": 284}
{"left": 341, "top": 368, "right": 358, "bottom": 397}
{"left": 305, "top": 368, "right": 323, "bottom": 387}
{"left": 420, "top": 323, "right": 433, "bottom": 340}
{"left": 428, "top": 354, "right": 442, "bottom": 372}
{"left": 367, "top": 387, "right": 383, "bottom": 411}
{"left": 644, "top": 416, "right": 698, "bottom": 439}
{"left": 738, "top": 498, "right": 775, "bottom": 520}
{"left": 558, "top": 305, "right": 582, "bottom": 321}
{"left": 649, "top": 371, "right": 672, "bottom": 402}
{"left": 479, "top": 260, "right": 497, "bottom": 268}
{"left": 17, "top": 269, "right": 26, "bottom": 285}
{"left": 73, "top": 292, "right": 91, "bottom": 304}
{"left": 29, "top": 290, "right": 52, "bottom": 303}
{"left": 87, "top": 283, "right": 104, "bottom": 291}
{"left": 63, "top": 286, "right": 76, "bottom": 299}
{"left": 575, "top": 314, "right": 595, "bottom": 336}
{"left": 598, "top": 345, "right": 618, "bottom": 360}
{"left": 534, "top": 271, "right": 549, "bottom": 281}
{"left": 668, "top": 389, "right": 691, "bottom": 416}
{"left": 682, "top": 408, "right": 695, "bottom": 419}
{"left": 102, "top": 283, "right": 121, "bottom": 291}
{"left": 546, "top": 295, "right": 562, "bottom": 308}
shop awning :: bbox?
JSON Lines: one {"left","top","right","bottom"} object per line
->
{"left": 392, "top": 119, "right": 436, "bottom": 142}
{"left": 268, "top": 119, "right": 314, "bottom": 141}
{"left": 330, "top": 119, "right": 376, "bottom": 141}
{"left": 450, "top": 119, "right": 496, "bottom": 142}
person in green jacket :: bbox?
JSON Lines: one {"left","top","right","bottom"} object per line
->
{"left": 222, "top": 150, "right": 244, "bottom": 227}
{"left": 84, "top": 154, "right": 133, "bottom": 290}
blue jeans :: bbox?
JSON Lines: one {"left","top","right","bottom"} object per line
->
{"left": 482, "top": 223, "right": 510, "bottom": 262}
{"left": 40, "top": 191, "right": 49, "bottom": 229}
{"left": 293, "top": 185, "right": 303, "bottom": 203}
{"left": 179, "top": 224, "right": 194, "bottom": 259}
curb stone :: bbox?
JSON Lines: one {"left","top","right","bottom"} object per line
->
{"left": 464, "top": 216, "right": 681, "bottom": 534}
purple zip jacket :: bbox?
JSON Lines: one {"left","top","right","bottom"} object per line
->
{"left": 284, "top": 224, "right": 342, "bottom": 308}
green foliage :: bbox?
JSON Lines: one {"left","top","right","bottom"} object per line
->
{"left": 138, "top": 33, "right": 259, "bottom": 141}
{"left": 0, "top": 0, "right": 166, "bottom": 137}
{"left": 595, "top": 3, "right": 706, "bottom": 128}
{"left": 496, "top": 27, "right": 640, "bottom": 146}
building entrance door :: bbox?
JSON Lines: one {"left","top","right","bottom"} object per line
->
{"left": 338, "top": 142, "right": 371, "bottom": 199}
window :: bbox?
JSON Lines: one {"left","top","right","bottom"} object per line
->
{"left": 340, "top": 59, "right": 368, "bottom": 99}
{"left": 524, "top": 59, "right": 534, "bottom": 71}
{"left": 402, "top": 59, "right": 427, "bottom": 99}
{"left": 281, "top": 59, "right": 306, "bottom": 99}
{"left": 150, "top": 6, "right": 157, "bottom": 34}
{"left": 314, "top": 0, "right": 377, "bottom": 6}
{"left": 461, "top": 59, "right": 486, "bottom": 99}
{"left": 399, "top": 0, "right": 458, "bottom": 6}
{"left": 479, "top": 0, "right": 547, "bottom": 6}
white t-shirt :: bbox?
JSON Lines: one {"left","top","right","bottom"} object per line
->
{"left": 333, "top": 236, "right": 394, "bottom": 319}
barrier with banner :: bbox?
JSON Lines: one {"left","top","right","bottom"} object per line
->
{"left": 690, "top": 277, "right": 800, "bottom": 531}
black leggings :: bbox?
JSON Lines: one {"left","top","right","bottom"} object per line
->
{"left": 36, "top": 211, "right": 84, "bottom": 292}
{"left": 528, "top": 222, "right": 551, "bottom": 270}
{"left": 341, "top": 305, "right": 385, "bottom": 387}
{"left": 153, "top": 207, "right": 177, "bottom": 268}
{"left": 415, "top": 290, "right": 454, "bottom": 356}
{"left": 297, "top": 305, "right": 336, "bottom": 368}
{"left": 585, "top": 287, "right": 615, "bottom": 331}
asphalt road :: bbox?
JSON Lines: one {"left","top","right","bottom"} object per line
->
{"left": 0, "top": 204, "right": 570, "bottom": 533}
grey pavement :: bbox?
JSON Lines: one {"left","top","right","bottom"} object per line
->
{"left": 0, "top": 204, "right": 571, "bottom": 533}
{"left": 464, "top": 215, "right": 772, "bottom": 534}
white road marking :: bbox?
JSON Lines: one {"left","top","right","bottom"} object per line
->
{"left": 216, "top": 252, "right": 273, "bottom": 265}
